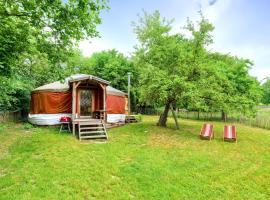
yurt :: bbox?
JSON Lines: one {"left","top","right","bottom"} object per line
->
{"left": 28, "top": 74, "right": 128, "bottom": 128}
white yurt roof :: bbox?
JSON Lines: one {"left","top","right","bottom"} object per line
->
{"left": 107, "top": 86, "right": 127, "bottom": 97}
{"left": 67, "top": 74, "right": 110, "bottom": 84}
{"left": 33, "top": 74, "right": 127, "bottom": 96}
{"left": 33, "top": 81, "right": 69, "bottom": 92}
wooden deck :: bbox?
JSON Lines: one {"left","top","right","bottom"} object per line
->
{"left": 73, "top": 118, "right": 101, "bottom": 123}
{"left": 73, "top": 118, "right": 124, "bottom": 129}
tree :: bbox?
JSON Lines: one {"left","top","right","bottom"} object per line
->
{"left": 0, "top": 0, "right": 108, "bottom": 75}
{"left": 205, "top": 53, "right": 262, "bottom": 120}
{"left": 0, "top": 0, "right": 108, "bottom": 112}
{"left": 133, "top": 11, "right": 214, "bottom": 128}
{"left": 0, "top": 0, "right": 108, "bottom": 43}
{"left": 133, "top": 11, "right": 261, "bottom": 127}
{"left": 262, "top": 79, "right": 270, "bottom": 105}
{"left": 81, "top": 50, "right": 138, "bottom": 92}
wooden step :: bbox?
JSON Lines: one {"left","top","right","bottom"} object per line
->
{"left": 80, "top": 135, "right": 107, "bottom": 139}
{"left": 80, "top": 126, "right": 103, "bottom": 130}
{"left": 79, "top": 122, "right": 102, "bottom": 125}
{"left": 78, "top": 121, "right": 108, "bottom": 140}
{"left": 80, "top": 131, "right": 105, "bottom": 135}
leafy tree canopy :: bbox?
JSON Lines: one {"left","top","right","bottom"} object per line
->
{"left": 0, "top": 0, "right": 108, "bottom": 112}
{"left": 133, "top": 11, "right": 261, "bottom": 127}
{"left": 68, "top": 49, "right": 138, "bottom": 92}
{"left": 0, "top": 0, "right": 108, "bottom": 42}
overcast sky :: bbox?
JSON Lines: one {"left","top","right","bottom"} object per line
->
{"left": 79, "top": 0, "right": 270, "bottom": 81}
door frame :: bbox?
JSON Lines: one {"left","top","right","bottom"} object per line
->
{"left": 77, "top": 89, "right": 95, "bottom": 117}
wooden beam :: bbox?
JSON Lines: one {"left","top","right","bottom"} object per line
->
{"left": 75, "top": 81, "right": 81, "bottom": 89}
{"left": 97, "top": 83, "right": 107, "bottom": 122}
{"left": 72, "top": 82, "right": 75, "bottom": 135}
{"left": 77, "top": 89, "right": 80, "bottom": 116}
{"left": 103, "top": 86, "right": 107, "bottom": 123}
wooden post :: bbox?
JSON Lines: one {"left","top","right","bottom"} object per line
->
{"left": 72, "top": 82, "right": 76, "bottom": 135}
{"left": 170, "top": 104, "right": 179, "bottom": 130}
{"left": 127, "top": 72, "right": 131, "bottom": 115}
{"left": 72, "top": 81, "right": 81, "bottom": 135}
{"left": 103, "top": 85, "right": 107, "bottom": 123}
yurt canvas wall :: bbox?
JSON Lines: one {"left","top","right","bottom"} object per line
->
{"left": 106, "top": 86, "right": 128, "bottom": 123}
{"left": 29, "top": 81, "right": 72, "bottom": 125}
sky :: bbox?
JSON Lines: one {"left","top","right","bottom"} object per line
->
{"left": 79, "top": 0, "right": 270, "bottom": 81}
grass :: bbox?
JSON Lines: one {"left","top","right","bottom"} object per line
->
{"left": 0, "top": 116, "right": 270, "bottom": 199}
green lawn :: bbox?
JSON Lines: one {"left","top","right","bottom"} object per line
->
{"left": 0, "top": 116, "right": 270, "bottom": 200}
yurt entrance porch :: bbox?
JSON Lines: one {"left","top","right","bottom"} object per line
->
{"left": 70, "top": 75, "right": 109, "bottom": 139}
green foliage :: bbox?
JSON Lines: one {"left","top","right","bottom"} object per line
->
{"left": 134, "top": 114, "right": 142, "bottom": 122}
{"left": 134, "top": 12, "right": 188, "bottom": 106}
{"left": 0, "top": 76, "right": 31, "bottom": 111}
{"left": 66, "top": 49, "right": 138, "bottom": 92}
{"left": 133, "top": 11, "right": 214, "bottom": 125}
{"left": 23, "top": 123, "right": 34, "bottom": 130}
{"left": 0, "top": 0, "right": 108, "bottom": 112}
{"left": 0, "top": 0, "right": 108, "bottom": 42}
{"left": 187, "top": 53, "right": 262, "bottom": 118}
{"left": 262, "top": 79, "right": 270, "bottom": 104}
{"left": 133, "top": 11, "right": 262, "bottom": 126}
{"left": 65, "top": 49, "right": 92, "bottom": 75}
{"left": 86, "top": 49, "right": 138, "bottom": 92}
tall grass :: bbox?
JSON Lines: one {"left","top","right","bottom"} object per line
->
{"left": 175, "top": 108, "right": 270, "bottom": 130}
{"left": 136, "top": 106, "right": 270, "bottom": 130}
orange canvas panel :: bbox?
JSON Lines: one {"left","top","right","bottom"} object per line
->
{"left": 30, "top": 92, "right": 72, "bottom": 114}
{"left": 106, "top": 95, "right": 126, "bottom": 114}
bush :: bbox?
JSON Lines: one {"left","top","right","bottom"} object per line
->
{"left": 134, "top": 114, "right": 142, "bottom": 122}
{"left": 23, "top": 123, "right": 34, "bottom": 130}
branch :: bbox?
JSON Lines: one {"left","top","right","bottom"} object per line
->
{"left": 0, "top": 11, "right": 31, "bottom": 17}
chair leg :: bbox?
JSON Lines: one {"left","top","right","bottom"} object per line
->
{"left": 68, "top": 123, "right": 71, "bottom": 132}
{"left": 59, "top": 124, "right": 63, "bottom": 133}
{"left": 72, "top": 124, "right": 75, "bottom": 135}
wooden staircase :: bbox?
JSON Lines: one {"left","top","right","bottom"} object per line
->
{"left": 78, "top": 120, "right": 108, "bottom": 141}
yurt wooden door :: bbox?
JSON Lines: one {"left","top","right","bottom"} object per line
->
{"left": 78, "top": 89, "right": 93, "bottom": 117}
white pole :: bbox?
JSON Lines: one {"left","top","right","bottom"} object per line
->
{"left": 128, "top": 72, "right": 131, "bottom": 115}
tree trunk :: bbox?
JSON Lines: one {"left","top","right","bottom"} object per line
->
{"left": 197, "top": 111, "right": 200, "bottom": 119}
{"left": 221, "top": 111, "right": 227, "bottom": 122}
{"left": 170, "top": 104, "right": 179, "bottom": 129}
{"left": 157, "top": 102, "right": 170, "bottom": 127}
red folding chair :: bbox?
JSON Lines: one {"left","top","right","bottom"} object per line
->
{"left": 223, "top": 125, "right": 237, "bottom": 142}
{"left": 200, "top": 124, "right": 214, "bottom": 140}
